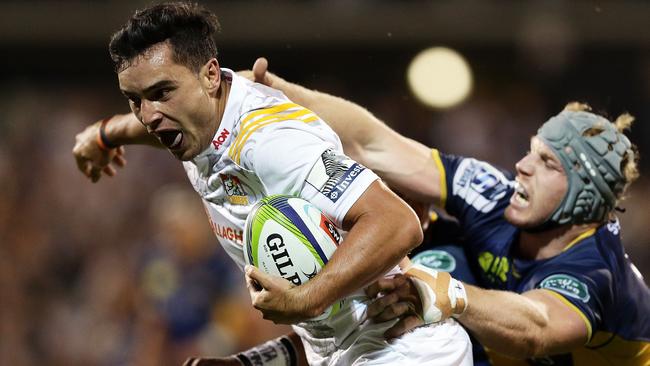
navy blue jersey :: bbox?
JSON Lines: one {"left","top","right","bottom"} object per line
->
{"left": 431, "top": 149, "right": 650, "bottom": 366}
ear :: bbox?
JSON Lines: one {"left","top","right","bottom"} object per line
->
{"left": 201, "top": 58, "right": 221, "bottom": 93}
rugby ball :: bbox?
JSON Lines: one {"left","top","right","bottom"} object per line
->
{"left": 243, "top": 195, "right": 342, "bottom": 320}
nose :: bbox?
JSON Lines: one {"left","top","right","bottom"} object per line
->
{"left": 139, "top": 100, "right": 163, "bottom": 131}
{"left": 515, "top": 153, "right": 534, "bottom": 177}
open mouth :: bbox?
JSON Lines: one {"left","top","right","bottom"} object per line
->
{"left": 156, "top": 130, "right": 183, "bottom": 150}
{"left": 513, "top": 181, "right": 529, "bottom": 205}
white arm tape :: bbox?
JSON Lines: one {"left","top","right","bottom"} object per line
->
{"left": 409, "top": 265, "right": 443, "bottom": 324}
{"left": 408, "top": 264, "right": 468, "bottom": 323}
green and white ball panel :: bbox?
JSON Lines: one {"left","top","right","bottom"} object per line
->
{"left": 244, "top": 195, "right": 342, "bottom": 321}
{"left": 244, "top": 195, "right": 340, "bottom": 286}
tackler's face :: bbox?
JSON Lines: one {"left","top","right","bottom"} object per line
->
{"left": 505, "top": 136, "right": 568, "bottom": 228}
{"left": 117, "top": 42, "right": 219, "bottom": 161}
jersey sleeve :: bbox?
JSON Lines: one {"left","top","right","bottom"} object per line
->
{"left": 432, "top": 149, "right": 515, "bottom": 234}
{"left": 244, "top": 122, "right": 379, "bottom": 227}
{"left": 523, "top": 259, "right": 611, "bottom": 341}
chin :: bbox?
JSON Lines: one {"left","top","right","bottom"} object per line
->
{"left": 504, "top": 205, "right": 541, "bottom": 229}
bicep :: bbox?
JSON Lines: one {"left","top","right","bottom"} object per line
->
{"left": 523, "top": 289, "right": 590, "bottom": 352}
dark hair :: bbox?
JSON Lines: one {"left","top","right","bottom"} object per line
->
{"left": 109, "top": 2, "right": 220, "bottom": 72}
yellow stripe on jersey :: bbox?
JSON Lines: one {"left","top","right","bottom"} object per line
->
{"left": 232, "top": 109, "right": 314, "bottom": 162}
{"left": 229, "top": 103, "right": 298, "bottom": 158}
{"left": 542, "top": 289, "right": 593, "bottom": 341}
{"left": 229, "top": 103, "right": 319, "bottom": 164}
{"left": 562, "top": 228, "right": 597, "bottom": 252}
{"left": 431, "top": 149, "right": 447, "bottom": 209}
{"left": 578, "top": 331, "right": 650, "bottom": 366}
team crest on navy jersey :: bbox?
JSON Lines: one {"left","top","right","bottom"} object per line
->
{"left": 539, "top": 274, "right": 590, "bottom": 303}
{"left": 219, "top": 174, "right": 249, "bottom": 205}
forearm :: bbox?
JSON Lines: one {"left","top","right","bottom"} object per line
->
{"left": 458, "top": 285, "right": 583, "bottom": 359}
{"left": 103, "top": 113, "right": 161, "bottom": 147}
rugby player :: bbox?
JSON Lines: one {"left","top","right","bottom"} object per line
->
{"left": 246, "top": 58, "right": 650, "bottom": 366}
{"left": 72, "top": 3, "right": 472, "bottom": 365}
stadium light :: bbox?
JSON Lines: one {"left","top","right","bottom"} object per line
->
{"left": 407, "top": 47, "right": 473, "bottom": 109}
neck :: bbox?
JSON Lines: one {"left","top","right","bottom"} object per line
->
{"left": 215, "top": 77, "right": 231, "bottom": 126}
{"left": 517, "top": 222, "right": 599, "bottom": 260}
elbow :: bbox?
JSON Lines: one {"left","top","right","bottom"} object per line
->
{"left": 395, "top": 208, "right": 424, "bottom": 253}
{"left": 504, "top": 329, "right": 549, "bottom": 360}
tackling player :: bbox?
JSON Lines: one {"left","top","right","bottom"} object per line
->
{"left": 248, "top": 59, "right": 650, "bottom": 366}
{"left": 72, "top": 3, "right": 472, "bottom": 365}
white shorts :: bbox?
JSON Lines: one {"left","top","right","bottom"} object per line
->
{"left": 297, "top": 318, "right": 473, "bottom": 366}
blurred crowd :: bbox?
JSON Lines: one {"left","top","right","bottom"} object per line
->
{"left": 1, "top": 3, "right": 649, "bottom": 364}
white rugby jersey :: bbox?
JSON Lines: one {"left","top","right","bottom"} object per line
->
{"left": 183, "top": 69, "right": 378, "bottom": 268}
{"left": 183, "top": 69, "right": 471, "bottom": 365}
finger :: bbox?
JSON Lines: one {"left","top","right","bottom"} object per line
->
{"left": 116, "top": 146, "right": 125, "bottom": 155}
{"left": 113, "top": 154, "right": 127, "bottom": 167}
{"left": 90, "top": 166, "right": 102, "bottom": 182}
{"left": 367, "top": 292, "right": 399, "bottom": 319}
{"left": 80, "top": 160, "right": 92, "bottom": 177}
{"left": 252, "top": 57, "right": 269, "bottom": 84}
{"left": 245, "top": 265, "right": 274, "bottom": 290}
{"left": 244, "top": 266, "right": 264, "bottom": 293}
{"left": 103, "top": 165, "right": 116, "bottom": 177}
{"left": 365, "top": 276, "right": 404, "bottom": 298}
{"left": 375, "top": 301, "right": 416, "bottom": 323}
{"left": 384, "top": 314, "right": 424, "bottom": 339}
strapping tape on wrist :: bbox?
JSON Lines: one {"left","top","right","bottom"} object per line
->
{"left": 406, "top": 264, "right": 467, "bottom": 324}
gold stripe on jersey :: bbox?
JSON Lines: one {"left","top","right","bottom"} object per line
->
{"left": 579, "top": 331, "right": 650, "bottom": 366}
{"left": 485, "top": 332, "right": 650, "bottom": 366}
{"left": 431, "top": 149, "right": 447, "bottom": 209}
{"left": 230, "top": 103, "right": 319, "bottom": 164}
{"left": 231, "top": 109, "right": 315, "bottom": 162}
{"left": 228, "top": 103, "right": 298, "bottom": 156}
{"left": 542, "top": 289, "right": 593, "bottom": 341}
{"left": 562, "top": 228, "right": 597, "bottom": 252}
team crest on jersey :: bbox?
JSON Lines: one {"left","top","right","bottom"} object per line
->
{"left": 453, "top": 159, "right": 511, "bottom": 213}
{"left": 412, "top": 250, "right": 457, "bottom": 272}
{"left": 539, "top": 274, "right": 590, "bottom": 303}
{"left": 306, "top": 149, "right": 365, "bottom": 203}
{"left": 219, "top": 174, "right": 249, "bottom": 205}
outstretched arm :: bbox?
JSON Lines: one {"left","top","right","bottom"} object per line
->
{"left": 244, "top": 58, "right": 443, "bottom": 204}
{"left": 367, "top": 275, "right": 588, "bottom": 359}
{"left": 72, "top": 113, "right": 160, "bottom": 182}
{"left": 458, "top": 285, "right": 588, "bottom": 359}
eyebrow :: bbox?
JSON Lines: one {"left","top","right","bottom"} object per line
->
{"left": 121, "top": 80, "right": 176, "bottom": 97}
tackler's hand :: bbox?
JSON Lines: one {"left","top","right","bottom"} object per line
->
{"left": 72, "top": 118, "right": 126, "bottom": 183}
{"left": 365, "top": 265, "right": 468, "bottom": 339}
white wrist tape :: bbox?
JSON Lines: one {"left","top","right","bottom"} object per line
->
{"left": 236, "top": 335, "right": 297, "bottom": 366}
{"left": 406, "top": 264, "right": 468, "bottom": 324}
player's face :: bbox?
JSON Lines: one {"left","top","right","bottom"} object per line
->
{"left": 505, "top": 136, "right": 568, "bottom": 228}
{"left": 118, "top": 42, "right": 219, "bottom": 161}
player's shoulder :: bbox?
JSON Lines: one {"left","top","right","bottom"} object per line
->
{"left": 229, "top": 103, "right": 336, "bottom": 167}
